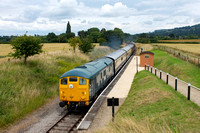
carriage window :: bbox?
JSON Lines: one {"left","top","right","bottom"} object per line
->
{"left": 145, "top": 55, "right": 149, "bottom": 58}
{"left": 104, "top": 70, "right": 106, "bottom": 76}
{"left": 101, "top": 72, "right": 102, "bottom": 78}
{"left": 69, "top": 77, "right": 77, "bottom": 82}
{"left": 121, "top": 57, "right": 123, "bottom": 60}
{"left": 109, "top": 66, "right": 110, "bottom": 72}
{"left": 61, "top": 78, "right": 67, "bottom": 85}
{"left": 79, "top": 78, "right": 86, "bottom": 85}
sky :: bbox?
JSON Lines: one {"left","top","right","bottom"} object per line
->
{"left": 0, "top": 0, "right": 200, "bottom": 36}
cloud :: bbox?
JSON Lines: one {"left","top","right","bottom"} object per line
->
{"left": 100, "top": 2, "right": 137, "bottom": 17}
{"left": 0, "top": 0, "right": 200, "bottom": 35}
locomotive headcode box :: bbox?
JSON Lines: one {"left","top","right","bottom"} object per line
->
{"left": 107, "top": 98, "right": 119, "bottom": 106}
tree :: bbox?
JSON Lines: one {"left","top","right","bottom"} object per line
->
{"left": 68, "top": 37, "right": 82, "bottom": 53}
{"left": 65, "top": 21, "right": 75, "bottom": 40}
{"left": 66, "top": 21, "right": 71, "bottom": 34}
{"left": 58, "top": 33, "right": 67, "bottom": 43}
{"left": 78, "top": 30, "right": 87, "bottom": 38}
{"left": 136, "top": 33, "right": 150, "bottom": 43}
{"left": 79, "top": 38, "right": 95, "bottom": 53}
{"left": 47, "top": 32, "right": 58, "bottom": 42}
{"left": 97, "top": 37, "right": 107, "bottom": 45}
{"left": 100, "top": 28, "right": 106, "bottom": 33}
{"left": 10, "top": 34, "right": 43, "bottom": 64}
{"left": 88, "top": 31, "right": 101, "bottom": 43}
{"left": 66, "top": 32, "right": 75, "bottom": 40}
{"left": 87, "top": 27, "right": 100, "bottom": 34}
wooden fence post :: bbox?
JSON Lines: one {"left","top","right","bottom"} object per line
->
{"left": 175, "top": 77, "right": 177, "bottom": 91}
{"left": 188, "top": 83, "right": 191, "bottom": 100}
{"left": 166, "top": 73, "right": 169, "bottom": 84}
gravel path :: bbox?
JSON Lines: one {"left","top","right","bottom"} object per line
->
{"left": 3, "top": 97, "right": 67, "bottom": 133}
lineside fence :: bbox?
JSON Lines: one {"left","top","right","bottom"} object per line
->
{"left": 154, "top": 45, "right": 200, "bottom": 66}
{"left": 145, "top": 64, "right": 200, "bottom": 106}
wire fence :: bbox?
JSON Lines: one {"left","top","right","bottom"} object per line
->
{"left": 154, "top": 45, "right": 200, "bottom": 66}
{"left": 145, "top": 64, "right": 200, "bottom": 106}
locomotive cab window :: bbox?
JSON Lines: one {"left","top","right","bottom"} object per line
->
{"left": 69, "top": 77, "right": 77, "bottom": 82}
{"left": 79, "top": 78, "right": 86, "bottom": 85}
{"left": 145, "top": 55, "right": 149, "bottom": 58}
{"left": 61, "top": 78, "right": 68, "bottom": 85}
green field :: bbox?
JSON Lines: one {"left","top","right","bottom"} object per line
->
{"left": 153, "top": 43, "right": 200, "bottom": 56}
{"left": 99, "top": 71, "right": 200, "bottom": 133}
{"left": 152, "top": 49, "right": 200, "bottom": 88}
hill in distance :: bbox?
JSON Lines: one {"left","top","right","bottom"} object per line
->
{"left": 149, "top": 23, "right": 200, "bottom": 37}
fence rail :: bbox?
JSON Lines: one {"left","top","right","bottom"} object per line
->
{"left": 145, "top": 64, "right": 200, "bottom": 106}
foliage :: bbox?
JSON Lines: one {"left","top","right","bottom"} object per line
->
{"left": 78, "top": 30, "right": 87, "bottom": 38}
{"left": 66, "top": 21, "right": 75, "bottom": 40}
{"left": 68, "top": 37, "right": 82, "bottom": 53}
{"left": 10, "top": 34, "right": 43, "bottom": 64}
{"left": 66, "top": 21, "right": 71, "bottom": 34}
{"left": 0, "top": 54, "right": 87, "bottom": 128}
{"left": 47, "top": 32, "right": 58, "bottom": 43}
{"left": 136, "top": 33, "right": 150, "bottom": 43}
{"left": 97, "top": 37, "right": 107, "bottom": 44}
{"left": 58, "top": 33, "right": 67, "bottom": 43}
{"left": 79, "top": 37, "right": 95, "bottom": 53}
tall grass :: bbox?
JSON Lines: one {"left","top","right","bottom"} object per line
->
{"left": 98, "top": 71, "right": 200, "bottom": 133}
{"left": 0, "top": 45, "right": 112, "bottom": 128}
{"left": 0, "top": 51, "right": 88, "bottom": 128}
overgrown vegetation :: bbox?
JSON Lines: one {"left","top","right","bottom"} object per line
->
{"left": 0, "top": 45, "right": 112, "bottom": 128}
{"left": 152, "top": 49, "right": 200, "bottom": 88}
{"left": 99, "top": 71, "right": 200, "bottom": 133}
{"left": 0, "top": 52, "right": 87, "bottom": 128}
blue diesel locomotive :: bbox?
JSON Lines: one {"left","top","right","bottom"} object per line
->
{"left": 59, "top": 43, "right": 135, "bottom": 108}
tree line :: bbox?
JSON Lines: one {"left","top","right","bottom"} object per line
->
{"left": 9, "top": 21, "right": 134, "bottom": 65}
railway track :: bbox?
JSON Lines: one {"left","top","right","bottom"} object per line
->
{"left": 46, "top": 109, "right": 87, "bottom": 133}
{"left": 46, "top": 52, "right": 136, "bottom": 132}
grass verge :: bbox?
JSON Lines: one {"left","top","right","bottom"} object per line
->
{"left": 151, "top": 49, "right": 200, "bottom": 88}
{"left": 98, "top": 71, "right": 200, "bottom": 133}
{"left": 0, "top": 52, "right": 87, "bottom": 128}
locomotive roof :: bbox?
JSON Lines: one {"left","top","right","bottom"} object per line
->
{"left": 60, "top": 58, "right": 113, "bottom": 79}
